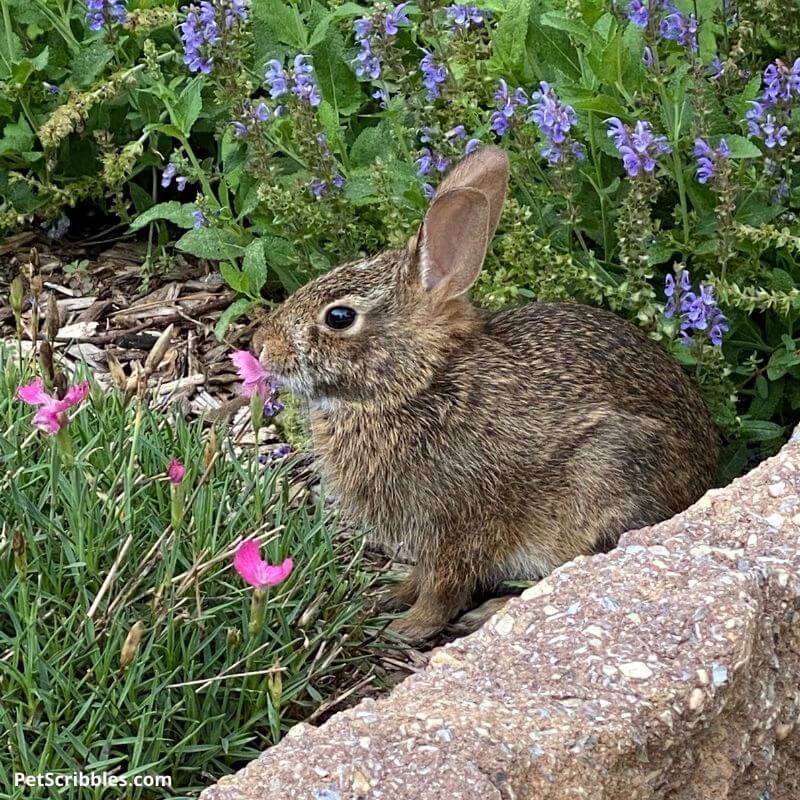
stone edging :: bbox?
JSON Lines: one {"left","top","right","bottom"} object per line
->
{"left": 202, "top": 426, "right": 800, "bottom": 800}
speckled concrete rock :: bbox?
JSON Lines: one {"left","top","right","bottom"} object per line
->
{"left": 202, "top": 426, "right": 800, "bottom": 800}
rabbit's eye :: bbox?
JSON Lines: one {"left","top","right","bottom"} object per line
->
{"left": 324, "top": 306, "right": 357, "bottom": 330}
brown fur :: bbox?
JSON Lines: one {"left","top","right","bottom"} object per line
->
{"left": 253, "top": 146, "right": 719, "bottom": 641}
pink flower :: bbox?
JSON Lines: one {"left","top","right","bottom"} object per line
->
{"left": 230, "top": 350, "right": 270, "bottom": 399}
{"left": 233, "top": 540, "right": 293, "bottom": 588}
{"left": 17, "top": 377, "right": 90, "bottom": 435}
{"left": 167, "top": 458, "right": 186, "bottom": 484}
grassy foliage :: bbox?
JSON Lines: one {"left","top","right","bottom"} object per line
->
{"left": 0, "top": 349, "right": 389, "bottom": 799}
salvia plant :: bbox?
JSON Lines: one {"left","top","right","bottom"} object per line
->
{"left": 2, "top": 0, "right": 800, "bottom": 478}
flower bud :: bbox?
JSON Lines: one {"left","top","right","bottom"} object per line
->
{"left": 226, "top": 627, "right": 241, "bottom": 648}
{"left": 267, "top": 657, "right": 282, "bottom": 710}
{"left": 9, "top": 275, "right": 24, "bottom": 314}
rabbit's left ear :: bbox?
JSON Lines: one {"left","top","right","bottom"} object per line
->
{"left": 412, "top": 146, "right": 509, "bottom": 299}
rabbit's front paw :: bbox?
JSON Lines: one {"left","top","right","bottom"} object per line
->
{"left": 374, "top": 575, "right": 419, "bottom": 613}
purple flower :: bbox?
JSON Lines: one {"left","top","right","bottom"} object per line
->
{"left": 309, "top": 178, "right": 327, "bottom": 198}
{"left": 420, "top": 51, "right": 448, "bottom": 100}
{"left": 446, "top": 124, "right": 466, "bottom": 140}
{"left": 465, "top": 137, "right": 481, "bottom": 154}
{"left": 265, "top": 59, "right": 289, "bottom": 97}
{"left": 659, "top": 9, "right": 698, "bottom": 52}
{"left": 664, "top": 269, "right": 728, "bottom": 346}
{"left": 528, "top": 81, "right": 582, "bottom": 163}
{"left": 422, "top": 182, "right": 435, "bottom": 199}
{"left": 161, "top": 163, "right": 177, "bottom": 188}
{"left": 353, "top": 3, "right": 409, "bottom": 81}
{"left": 416, "top": 147, "right": 433, "bottom": 176}
{"left": 266, "top": 56, "right": 320, "bottom": 107}
{"left": 491, "top": 79, "right": 528, "bottom": 136}
{"left": 745, "top": 58, "right": 800, "bottom": 149}
{"left": 627, "top": 0, "right": 648, "bottom": 27}
{"left": 445, "top": 4, "right": 485, "bottom": 30}
{"left": 86, "top": 0, "right": 127, "bottom": 31}
{"left": 332, "top": 173, "right": 345, "bottom": 189}
{"left": 709, "top": 56, "right": 724, "bottom": 80}
{"left": 291, "top": 54, "right": 321, "bottom": 107}
{"left": 384, "top": 2, "right": 410, "bottom": 35}
{"left": 372, "top": 88, "right": 388, "bottom": 106}
{"left": 606, "top": 117, "right": 671, "bottom": 177}
{"left": 643, "top": 46, "right": 654, "bottom": 69}
{"left": 192, "top": 209, "right": 207, "bottom": 229}
{"left": 45, "top": 83, "right": 60, "bottom": 95}
{"left": 180, "top": 2, "right": 220, "bottom": 74}
{"left": 693, "top": 137, "right": 729, "bottom": 184}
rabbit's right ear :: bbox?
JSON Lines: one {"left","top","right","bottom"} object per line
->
{"left": 411, "top": 146, "right": 509, "bottom": 300}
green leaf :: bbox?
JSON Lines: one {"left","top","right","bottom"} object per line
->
{"left": 493, "top": 0, "right": 533, "bottom": 67}
{"left": 70, "top": 44, "right": 113, "bottom": 87}
{"left": 569, "top": 92, "right": 628, "bottom": 119}
{"left": 251, "top": 0, "right": 308, "bottom": 49}
{"left": 0, "top": 115, "right": 34, "bottom": 157}
{"left": 220, "top": 261, "right": 250, "bottom": 294}
{"left": 243, "top": 240, "right": 268, "bottom": 296}
{"left": 349, "top": 124, "right": 395, "bottom": 166}
{"left": 739, "top": 419, "right": 785, "bottom": 442}
{"left": 766, "top": 343, "right": 800, "bottom": 381}
{"left": 540, "top": 11, "right": 594, "bottom": 46}
{"left": 171, "top": 80, "right": 204, "bottom": 138}
{"left": 176, "top": 227, "right": 250, "bottom": 261}
{"left": 317, "top": 100, "right": 342, "bottom": 154}
{"left": 215, "top": 298, "right": 260, "bottom": 339}
{"left": 312, "top": 25, "right": 363, "bottom": 116}
{"left": 129, "top": 201, "right": 197, "bottom": 231}
{"left": 719, "top": 134, "right": 761, "bottom": 159}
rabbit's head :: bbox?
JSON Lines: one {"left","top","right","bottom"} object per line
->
{"left": 253, "top": 146, "right": 509, "bottom": 406}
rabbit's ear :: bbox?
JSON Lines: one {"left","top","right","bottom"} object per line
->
{"left": 433, "top": 145, "right": 509, "bottom": 242}
{"left": 415, "top": 187, "right": 491, "bottom": 297}
{"left": 411, "top": 146, "right": 509, "bottom": 298}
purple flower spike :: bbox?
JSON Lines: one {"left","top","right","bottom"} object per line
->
{"left": 529, "top": 81, "right": 579, "bottom": 162}
{"left": 693, "top": 137, "right": 729, "bottom": 185}
{"left": 86, "top": 0, "right": 127, "bottom": 31}
{"left": 606, "top": 117, "right": 671, "bottom": 178}
{"left": 420, "top": 51, "right": 448, "bottom": 100}
{"left": 664, "top": 268, "right": 729, "bottom": 346}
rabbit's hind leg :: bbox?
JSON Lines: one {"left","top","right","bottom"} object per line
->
{"left": 562, "top": 412, "right": 684, "bottom": 554}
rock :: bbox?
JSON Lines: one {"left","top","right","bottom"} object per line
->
{"left": 201, "top": 425, "right": 800, "bottom": 800}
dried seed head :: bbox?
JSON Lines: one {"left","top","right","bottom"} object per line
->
{"left": 46, "top": 293, "right": 60, "bottom": 344}
{"left": 39, "top": 341, "right": 56, "bottom": 385}
{"left": 120, "top": 621, "right": 145, "bottom": 670}
{"left": 106, "top": 352, "right": 128, "bottom": 391}
{"left": 144, "top": 324, "right": 175, "bottom": 374}
{"left": 12, "top": 529, "right": 27, "bottom": 576}
{"left": 204, "top": 426, "right": 218, "bottom": 470}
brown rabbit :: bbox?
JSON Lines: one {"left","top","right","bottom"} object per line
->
{"left": 253, "top": 145, "right": 719, "bottom": 641}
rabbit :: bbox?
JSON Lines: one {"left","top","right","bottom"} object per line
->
{"left": 252, "top": 145, "right": 720, "bottom": 642}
